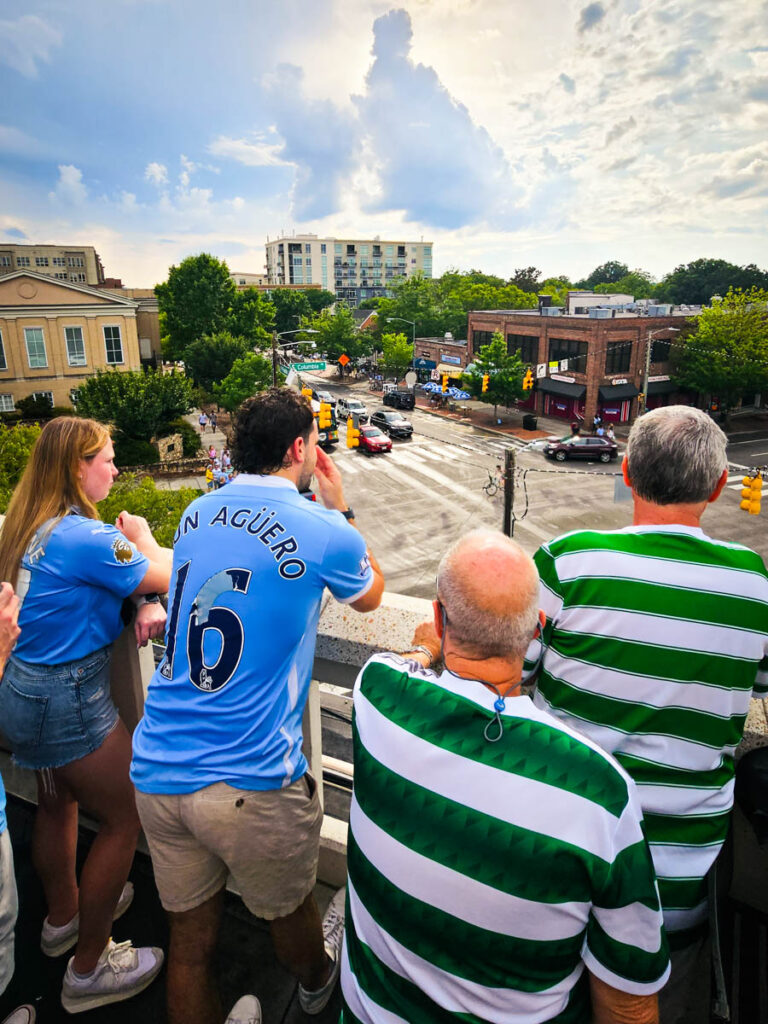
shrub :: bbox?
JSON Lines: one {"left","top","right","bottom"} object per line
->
{"left": 98, "top": 475, "right": 201, "bottom": 548}
{"left": 167, "top": 417, "right": 201, "bottom": 457}
{"left": 112, "top": 434, "right": 159, "bottom": 467}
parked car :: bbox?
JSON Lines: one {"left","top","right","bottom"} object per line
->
{"left": 544, "top": 436, "right": 619, "bottom": 463}
{"left": 369, "top": 409, "right": 413, "bottom": 439}
{"left": 337, "top": 397, "right": 369, "bottom": 423}
{"left": 383, "top": 388, "right": 415, "bottom": 410}
{"left": 520, "top": 435, "right": 570, "bottom": 453}
{"left": 357, "top": 425, "right": 392, "bottom": 455}
{"left": 311, "top": 388, "right": 336, "bottom": 409}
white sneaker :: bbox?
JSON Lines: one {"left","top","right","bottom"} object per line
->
{"left": 1, "top": 1007, "right": 36, "bottom": 1024}
{"left": 41, "top": 882, "right": 134, "bottom": 957}
{"left": 298, "top": 887, "right": 346, "bottom": 1015}
{"left": 225, "top": 995, "right": 262, "bottom": 1023}
{"left": 61, "top": 938, "right": 164, "bottom": 1014}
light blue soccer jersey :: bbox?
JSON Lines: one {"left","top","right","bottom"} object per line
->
{"left": 131, "top": 475, "right": 374, "bottom": 794}
{"left": 0, "top": 773, "right": 5, "bottom": 835}
{"left": 14, "top": 514, "right": 148, "bottom": 664}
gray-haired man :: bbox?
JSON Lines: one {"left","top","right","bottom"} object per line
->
{"left": 525, "top": 405, "right": 768, "bottom": 1022}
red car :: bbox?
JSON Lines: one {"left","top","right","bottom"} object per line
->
{"left": 358, "top": 425, "right": 392, "bottom": 455}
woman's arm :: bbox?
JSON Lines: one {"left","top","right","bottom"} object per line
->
{"left": 115, "top": 511, "right": 173, "bottom": 595}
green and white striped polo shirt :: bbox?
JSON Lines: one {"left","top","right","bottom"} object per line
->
{"left": 341, "top": 653, "right": 669, "bottom": 1024}
{"left": 525, "top": 524, "right": 768, "bottom": 944}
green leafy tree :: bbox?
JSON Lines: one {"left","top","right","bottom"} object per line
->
{"left": 593, "top": 269, "right": 657, "bottom": 299}
{"left": 227, "top": 288, "right": 275, "bottom": 348}
{"left": 98, "top": 475, "right": 202, "bottom": 548}
{"left": 577, "top": 261, "right": 630, "bottom": 290}
{"left": 76, "top": 369, "right": 194, "bottom": 442}
{"left": 213, "top": 353, "right": 272, "bottom": 412}
{"left": 156, "top": 254, "right": 237, "bottom": 360}
{"left": 270, "top": 290, "right": 312, "bottom": 334}
{"left": 509, "top": 267, "right": 542, "bottom": 292}
{"left": 304, "top": 289, "right": 336, "bottom": 314}
{"left": 183, "top": 332, "right": 251, "bottom": 392}
{"left": 462, "top": 332, "right": 526, "bottom": 419}
{"left": 673, "top": 289, "right": 768, "bottom": 418}
{"left": 311, "top": 304, "right": 365, "bottom": 375}
{"left": 0, "top": 423, "right": 41, "bottom": 512}
{"left": 658, "top": 259, "right": 768, "bottom": 306}
{"left": 380, "top": 333, "right": 412, "bottom": 380}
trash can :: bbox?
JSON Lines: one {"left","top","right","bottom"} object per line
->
{"left": 522, "top": 414, "right": 538, "bottom": 431}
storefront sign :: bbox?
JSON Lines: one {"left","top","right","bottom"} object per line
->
{"left": 611, "top": 378, "right": 628, "bottom": 385}
{"left": 413, "top": 357, "right": 436, "bottom": 369}
{"left": 551, "top": 374, "right": 576, "bottom": 383}
{"left": 536, "top": 363, "right": 546, "bottom": 378}
{"left": 559, "top": 359, "right": 569, "bottom": 371}
{"left": 648, "top": 375, "right": 670, "bottom": 382}
{"left": 440, "top": 354, "right": 462, "bottom": 364}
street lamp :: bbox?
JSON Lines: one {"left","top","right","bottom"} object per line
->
{"left": 641, "top": 326, "right": 680, "bottom": 413}
{"left": 272, "top": 328, "right": 319, "bottom": 387}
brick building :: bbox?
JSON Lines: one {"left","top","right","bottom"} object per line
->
{"left": 467, "top": 308, "right": 695, "bottom": 425}
{"left": 412, "top": 335, "right": 469, "bottom": 381}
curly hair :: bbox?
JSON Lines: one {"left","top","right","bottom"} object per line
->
{"left": 231, "top": 388, "right": 314, "bottom": 475}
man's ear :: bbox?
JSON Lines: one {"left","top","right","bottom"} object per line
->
{"left": 433, "top": 599, "right": 443, "bottom": 638}
{"left": 621, "top": 454, "right": 631, "bottom": 488}
{"left": 534, "top": 609, "right": 546, "bottom": 638}
{"left": 286, "top": 434, "right": 305, "bottom": 467}
{"left": 708, "top": 467, "right": 729, "bottom": 504}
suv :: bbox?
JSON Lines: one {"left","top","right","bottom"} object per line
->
{"left": 544, "top": 436, "right": 618, "bottom": 463}
{"left": 370, "top": 409, "right": 413, "bottom": 439}
{"left": 337, "top": 397, "right": 368, "bottom": 423}
{"left": 383, "top": 388, "right": 415, "bottom": 410}
{"left": 311, "top": 388, "right": 336, "bottom": 409}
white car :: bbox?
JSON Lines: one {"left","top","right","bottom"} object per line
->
{"left": 337, "top": 397, "right": 369, "bottom": 423}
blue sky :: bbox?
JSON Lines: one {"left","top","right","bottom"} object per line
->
{"left": 1, "top": 0, "right": 766, "bottom": 286}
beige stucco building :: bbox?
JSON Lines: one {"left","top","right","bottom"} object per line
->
{"left": 0, "top": 272, "right": 141, "bottom": 410}
{"left": 0, "top": 244, "right": 105, "bottom": 287}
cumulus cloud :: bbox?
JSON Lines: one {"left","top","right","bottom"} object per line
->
{"left": 48, "top": 164, "right": 87, "bottom": 205}
{"left": 578, "top": 3, "right": 605, "bottom": 32}
{"left": 207, "top": 134, "right": 290, "bottom": 167}
{"left": 0, "top": 14, "right": 61, "bottom": 78}
{"left": 144, "top": 162, "right": 168, "bottom": 186}
{"left": 559, "top": 73, "right": 576, "bottom": 93}
{"left": 604, "top": 116, "right": 636, "bottom": 146}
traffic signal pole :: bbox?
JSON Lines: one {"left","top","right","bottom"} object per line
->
{"left": 503, "top": 448, "right": 515, "bottom": 537}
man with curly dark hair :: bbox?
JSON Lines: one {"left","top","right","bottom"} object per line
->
{"left": 132, "top": 387, "right": 384, "bottom": 1024}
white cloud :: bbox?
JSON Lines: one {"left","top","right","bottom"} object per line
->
{"left": 0, "top": 124, "right": 48, "bottom": 158}
{"left": 0, "top": 14, "right": 61, "bottom": 78}
{"left": 48, "top": 165, "right": 88, "bottom": 205}
{"left": 144, "top": 162, "right": 168, "bottom": 186}
{"left": 208, "top": 134, "right": 291, "bottom": 167}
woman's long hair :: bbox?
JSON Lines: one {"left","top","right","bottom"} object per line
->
{"left": 0, "top": 416, "right": 111, "bottom": 587}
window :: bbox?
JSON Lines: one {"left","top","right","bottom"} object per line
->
{"left": 16, "top": 256, "right": 30, "bottom": 267}
{"left": 52, "top": 257, "right": 66, "bottom": 267}
{"left": 54, "top": 272, "right": 67, "bottom": 280}
{"left": 507, "top": 334, "right": 538, "bottom": 364}
{"left": 67, "top": 256, "right": 84, "bottom": 267}
{"left": 238, "top": 279, "right": 246, "bottom": 285}
{"left": 472, "top": 330, "right": 495, "bottom": 350}
{"left": 35, "top": 256, "right": 49, "bottom": 267}
{"left": 605, "top": 340, "right": 631, "bottom": 374}
{"left": 70, "top": 272, "right": 86, "bottom": 283}
{"left": 32, "top": 391, "right": 53, "bottom": 407}
{"left": 103, "top": 325, "right": 123, "bottom": 364}
{"left": 24, "top": 327, "right": 47, "bottom": 368}
{"left": 69, "top": 389, "right": 80, "bottom": 405}
{"left": 335, "top": 243, "right": 342, "bottom": 253}
{"left": 651, "top": 338, "right": 672, "bottom": 362}
{"left": 548, "top": 337, "right": 588, "bottom": 368}
{"left": 0, "top": 255, "right": 10, "bottom": 267}
{"left": 305, "top": 243, "right": 312, "bottom": 253}
{"left": 320, "top": 243, "right": 326, "bottom": 254}
{"left": 0, "top": 394, "right": 13, "bottom": 412}
{"left": 65, "top": 326, "right": 86, "bottom": 366}
{"left": 0, "top": 332, "right": 5, "bottom": 370}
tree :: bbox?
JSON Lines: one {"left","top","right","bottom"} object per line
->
{"left": 156, "top": 254, "right": 236, "bottom": 360}
{"left": 304, "top": 289, "right": 336, "bottom": 314}
{"left": 227, "top": 288, "right": 274, "bottom": 348}
{"left": 270, "top": 290, "right": 312, "bottom": 334}
{"left": 509, "top": 267, "right": 542, "bottom": 292}
{"left": 658, "top": 259, "right": 768, "bottom": 306}
{"left": 183, "top": 332, "right": 251, "bottom": 392}
{"left": 0, "top": 423, "right": 41, "bottom": 512}
{"left": 310, "top": 304, "right": 366, "bottom": 375}
{"left": 76, "top": 369, "right": 194, "bottom": 442}
{"left": 578, "top": 261, "right": 630, "bottom": 290}
{"left": 380, "top": 333, "right": 412, "bottom": 381}
{"left": 673, "top": 289, "right": 768, "bottom": 417}
{"left": 213, "top": 353, "right": 272, "bottom": 412}
{"left": 593, "top": 269, "right": 657, "bottom": 299}
{"left": 462, "top": 332, "right": 526, "bottom": 419}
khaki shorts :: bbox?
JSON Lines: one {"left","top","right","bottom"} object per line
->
{"left": 135, "top": 774, "right": 323, "bottom": 919}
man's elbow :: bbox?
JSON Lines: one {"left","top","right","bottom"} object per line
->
{"left": 350, "top": 574, "right": 385, "bottom": 613}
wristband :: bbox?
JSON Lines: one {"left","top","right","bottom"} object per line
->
{"left": 135, "top": 593, "right": 161, "bottom": 607}
{"left": 406, "top": 645, "right": 436, "bottom": 665}
{"left": 341, "top": 508, "right": 355, "bottom": 521}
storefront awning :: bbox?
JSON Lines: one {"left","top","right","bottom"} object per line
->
{"left": 537, "top": 378, "right": 586, "bottom": 399}
{"left": 413, "top": 357, "right": 436, "bottom": 370}
{"left": 598, "top": 383, "right": 639, "bottom": 401}
{"left": 647, "top": 380, "right": 678, "bottom": 396}
{"left": 436, "top": 363, "right": 463, "bottom": 375}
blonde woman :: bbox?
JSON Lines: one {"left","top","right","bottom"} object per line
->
{"left": 0, "top": 417, "right": 171, "bottom": 1013}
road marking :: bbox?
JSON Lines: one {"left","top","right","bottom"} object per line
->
{"left": 337, "top": 460, "right": 360, "bottom": 474}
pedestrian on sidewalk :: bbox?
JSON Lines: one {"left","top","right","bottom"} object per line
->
{"left": 198, "top": 411, "right": 208, "bottom": 434}
{"left": 209, "top": 411, "right": 217, "bottom": 432}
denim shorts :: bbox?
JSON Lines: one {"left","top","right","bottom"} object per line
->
{"left": 0, "top": 645, "right": 118, "bottom": 771}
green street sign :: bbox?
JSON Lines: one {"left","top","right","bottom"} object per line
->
{"left": 291, "top": 361, "right": 327, "bottom": 371}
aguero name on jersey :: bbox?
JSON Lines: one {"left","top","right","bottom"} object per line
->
{"left": 131, "top": 475, "right": 374, "bottom": 795}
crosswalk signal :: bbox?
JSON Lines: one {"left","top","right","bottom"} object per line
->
{"left": 740, "top": 473, "right": 763, "bottom": 515}
{"left": 346, "top": 416, "right": 360, "bottom": 449}
{"left": 482, "top": 374, "right": 490, "bottom": 393}
{"left": 318, "top": 402, "right": 332, "bottom": 429}
{"left": 301, "top": 387, "right": 313, "bottom": 400}
{"left": 522, "top": 369, "right": 534, "bottom": 391}
{"left": 441, "top": 375, "right": 448, "bottom": 393}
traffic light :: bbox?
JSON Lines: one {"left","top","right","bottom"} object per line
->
{"left": 301, "top": 387, "right": 313, "bottom": 400}
{"left": 740, "top": 473, "right": 763, "bottom": 515}
{"left": 441, "top": 375, "right": 448, "bottom": 393}
{"left": 318, "top": 402, "right": 332, "bottom": 429}
{"left": 482, "top": 374, "right": 490, "bottom": 393}
{"left": 522, "top": 369, "right": 534, "bottom": 391}
{"left": 346, "top": 416, "right": 360, "bottom": 448}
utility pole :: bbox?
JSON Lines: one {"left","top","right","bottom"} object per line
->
{"left": 503, "top": 448, "right": 515, "bottom": 537}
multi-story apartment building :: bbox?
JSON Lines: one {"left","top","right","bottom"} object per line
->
{"left": 0, "top": 271, "right": 141, "bottom": 410}
{"left": 265, "top": 234, "right": 433, "bottom": 305}
{"left": 0, "top": 244, "right": 105, "bottom": 288}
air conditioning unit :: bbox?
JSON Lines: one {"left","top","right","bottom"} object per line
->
{"left": 540, "top": 307, "right": 562, "bottom": 316}
{"left": 589, "top": 308, "right": 612, "bottom": 319}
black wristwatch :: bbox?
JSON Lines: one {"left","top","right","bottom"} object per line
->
{"left": 140, "top": 593, "right": 161, "bottom": 605}
{"left": 341, "top": 508, "right": 355, "bottom": 521}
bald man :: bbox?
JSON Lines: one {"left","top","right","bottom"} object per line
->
{"left": 341, "top": 530, "right": 670, "bottom": 1024}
